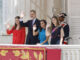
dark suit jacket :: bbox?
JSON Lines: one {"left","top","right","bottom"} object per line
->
{"left": 20, "top": 19, "right": 40, "bottom": 44}
{"left": 63, "top": 24, "right": 69, "bottom": 38}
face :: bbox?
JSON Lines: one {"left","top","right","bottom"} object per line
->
{"left": 52, "top": 18, "right": 57, "bottom": 26}
{"left": 40, "top": 21, "right": 46, "bottom": 28}
{"left": 15, "top": 19, "right": 20, "bottom": 25}
{"left": 30, "top": 12, "right": 36, "bottom": 20}
{"left": 59, "top": 17, "right": 64, "bottom": 22}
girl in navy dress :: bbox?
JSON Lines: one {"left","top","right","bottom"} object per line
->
{"left": 51, "top": 16, "right": 64, "bottom": 45}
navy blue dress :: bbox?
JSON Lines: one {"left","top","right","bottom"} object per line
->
{"left": 51, "top": 26, "right": 62, "bottom": 44}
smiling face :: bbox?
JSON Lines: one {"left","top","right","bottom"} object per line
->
{"left": 15, "top": 18, "right": 20, "bottom": 25}
{"left": 30, "top": 11, "right": 36, "bottom": 20}
{"left": 52, "top": 18, "right": 57, "bottom": 26}
{"left": 59, "top": 17, "right": 64, "bottom": 22}
{"left": 40, "top": 21, "right": 46, "bottom": 29}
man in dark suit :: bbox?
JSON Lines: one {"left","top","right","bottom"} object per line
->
{"left": 20, "top": 10, "right": 40, "bottom": 45}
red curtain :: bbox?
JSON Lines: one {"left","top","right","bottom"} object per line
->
{"left": 0, "top": 46, "right": 61, "bottom": 60}
{"left": 0, "top": 46, "right": 46, "bottom": 60}
{"left": 47, "top": 49, "right": 61, "bottom": 60}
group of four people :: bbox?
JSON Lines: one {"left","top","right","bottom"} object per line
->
{"left": 6, "top": 10, "right": 69, "bottom": 45}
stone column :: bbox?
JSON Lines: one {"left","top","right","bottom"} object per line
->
{"left": 67, "top": 0, "right": 80, "bottom": 44}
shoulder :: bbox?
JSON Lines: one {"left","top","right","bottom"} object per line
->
{"left": 27, "top": 20, "right": 32, "bottom": 22}
{"left": 25, "top": 20, "right": 32, "bottom": 24}
{"left": 36, "top": 18, "right": 40, "bottom": 20}
{"left": 61, "top": 22, "right": 68, "bottom": 27}
{"left": 20, "top": 27, "right": 25, "bottom": 32}
{"left": 36, "top": 18, "right": 40, "bottom": 22}
{"left": 12, "top": 26, "right": 15, "bottom": 29}
{"left": 21, "top": 27, "right": 25, "bottom": 30}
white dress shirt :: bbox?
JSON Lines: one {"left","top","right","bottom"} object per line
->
{"left": 32, "top": 18, "right": 36, "bottom": 25}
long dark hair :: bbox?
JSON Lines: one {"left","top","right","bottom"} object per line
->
{"left": 51, "top": 16, "right": 59, "bottom": 30}
{"left": 40, "top": 20, "right": 47, "bottom": 32}
{"left": 14, "top": 16, "right": 21, "bottom": 29}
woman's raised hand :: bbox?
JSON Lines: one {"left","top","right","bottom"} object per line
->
{"left": 20, "top": 11, "right": 25, "bottom": 18}
{"left": 46, "top": 24, "right": 51, "bottom": 36}
{"left": 6, "top": 23, "right": 10, "bottom": 29}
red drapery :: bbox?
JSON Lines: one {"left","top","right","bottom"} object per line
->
{"left": 0, "top": 46, "right": 46, "bottom": 60}
{"left": 0, "top": 46, "right": 61, "bottom": 60}
{"left": 47, "top": 49, "right": 61, "bottom": 60}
